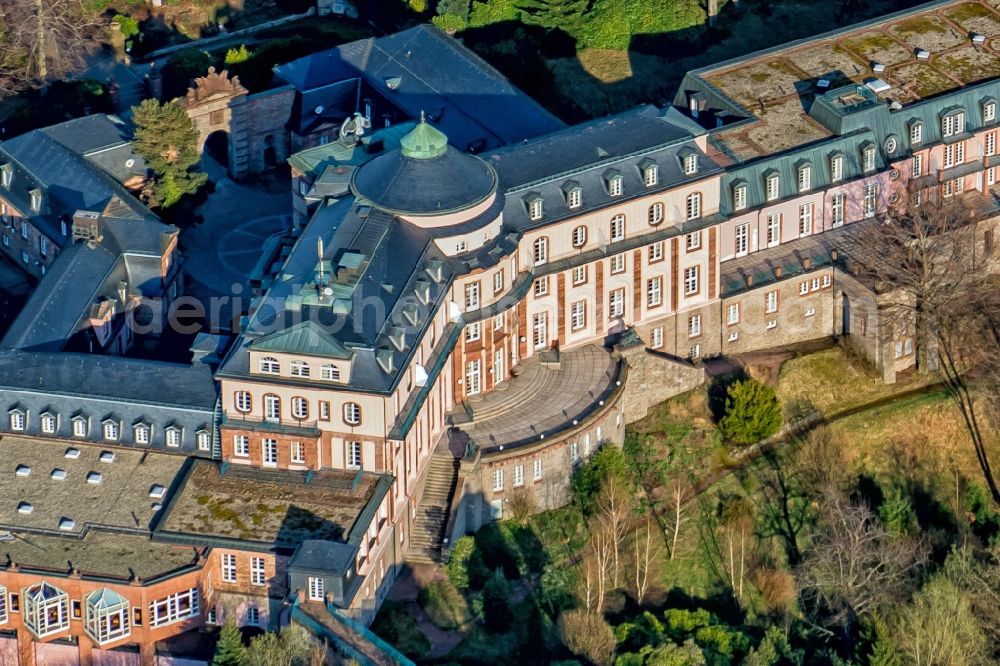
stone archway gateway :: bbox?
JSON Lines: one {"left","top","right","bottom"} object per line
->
{"left": 178, "top": 67, "right": 251, "bottom": 180}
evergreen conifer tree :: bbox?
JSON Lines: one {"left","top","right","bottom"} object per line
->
{"left": 131, "top": 98, "right": 208, "bottom": 208}
{"left": 212, "top": 622, "right": 247, "bottom": 666}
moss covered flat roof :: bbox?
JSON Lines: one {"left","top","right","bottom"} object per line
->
{"left": 700, "top": 0, "right": 1000, "bottom": 160}
{"left": 0, "top": 530, "right": 199, "bottom": 581}
{"left": 157, "top": 461, "right": 390, "bottom": 549}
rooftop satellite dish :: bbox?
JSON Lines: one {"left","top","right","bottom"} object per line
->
{"left": 314, "top": 105, "right": 325, "bottom": 115}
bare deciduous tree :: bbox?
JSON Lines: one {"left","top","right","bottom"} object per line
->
{"left": 797, "top": 493, "right": 926, "bottom": 640}
{"left": 857, "top": 196, "right": 1000, "bottom": 502}
{"left": 665, "top": 478, "right": 690, "bottom": 561}
{"left": 631, "top": 515, "right": 660, "bottom": 604}
{"left": 594, "top": 476, "right": 631, "bottom": 590}
{"left": 0, "top": 0, "right": 102, "bottom": 93}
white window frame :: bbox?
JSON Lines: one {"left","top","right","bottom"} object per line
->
{"left": 251, "top": 557, "right": 266, "bottom": 586}
{"left": 863, "top": 184, "right": 877, "bottom": 218}
{"left": 533, "top": 459, "right": 542, "bottom": 481}
{"left": 648, "top": 202, "right": 664, "bottom": 225}
{"left": 571, "top": 301, "right": 586, "bottom": 331}
{"left": 647, "top": 277, "right": 662, "bottom": 307}
{"left": 234, "top": 435, "right": 250, "bottom": 457}
{"left": 649, "top": 242, "right": 663, "bottom": 262}
{"left": 466, "top": 359, "right": 481, "bottom": 396}
{"left": 259, "top": 357, "right": 279, "bottom": 374}
{"left": 798, "top": 203, "right": 813, "bottom": 236}
{"left": 321, "top": 365, "right": 340, "bottom": 382}
{"left": 532, "top": 237, "right": 548, "bottom": 264}
{"left": 148, "top": 589, "right": 199, "bottom": 629}
{"left": 347, "top": 441, "right": 362, "bottom": 468}
{"left": 798, "top": 165, "right": 811, "bottom": 192}
{"left": 688, "top": 314, "right": 701, "bottom": 337}
{"left": 307, "top": 577, "right": 325, "bottom": 601}
{"left": 532, "top": 312, "right": 548, "bottom": 349}
{"left": 733, "top": 184, "right": 747, "bottom": 210}
{"left": 683, "top": 266, "right": 699, "bottom": 295}
{"left": 830, "top": 154, "right": 843, "bottom": 182}
{"left": 608, "top": 288, "right": 625, "bottom": 319}
{"left": 262, "top": 439, "right": 278, "bottom": 467}
{"left": 910, "top": 122, "right": 922, "bottom": 145}
{"left": 572, "top": 225, "right": 587, "bottom": 247}
{"left": 513, "top": 464, "right": 524, "bottom": 486}
{"left": 727, "top": 303, "right": 740, "bottom": 325}
{"left": 221, "top": 553, "right": 237, "bottom": 583}
{"left": 735, "top": 223, "right": 748, "bottom": 256}
{"left": 765, "top": 174, "right": 779, "bottom": 201}
{"left": 766, "top": 213, "right": 781, "bottom": 247}
{"left": 831, "top": 193, "right": 845, "bottom": 227}
{"left": 685, "top": 192, "right": 702, "bottom": 220}
{"left": 464, "top": 282, "right": 480, "bottom": 310}
{"left": 494, "top": 468, "right": 504, "bottom": 491}
{"left": 610, "top": 215, "right": 625, "bottom": 242}
{"left": 651, "top": 326, "right": 664, "bottom": 349}
{"left": 289, "top": 360, "right": 310, "bottom": 378}
{"left": 343, "top": 402, "right": 362, "bottom": 425}
{"left": 765, "top": 290, "right": 778, "bottom": 314}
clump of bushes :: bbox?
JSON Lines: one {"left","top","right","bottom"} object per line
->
{"left": 418, "top": 579, "right": 471, "bottom": 630}
{"left": 718, "top": 378, "right": 782, "bottom": 446}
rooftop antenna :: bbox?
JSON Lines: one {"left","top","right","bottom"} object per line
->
{"left": 317, "top": 237, "right": 325, "bottom": 286}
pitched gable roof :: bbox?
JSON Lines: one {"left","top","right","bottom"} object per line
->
{"left": 251, "top": 320, "right": 353, "bottom": 359}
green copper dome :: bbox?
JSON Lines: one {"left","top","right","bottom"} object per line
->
{"left": 400, "top": 112, "right": 448, "bottom": 159}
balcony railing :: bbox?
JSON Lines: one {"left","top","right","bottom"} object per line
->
{"left": 221, "top": 413, "right": 319, "bottom": 436}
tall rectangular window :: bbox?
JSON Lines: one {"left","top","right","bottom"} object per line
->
{"left": 466, "top": 359, "right": 481, "bottom": 395}
{"left": 798, "top": 203, "right": 813, "bottom": 236}
{"left": 651, "top": 326, "right": 664, "bottom": 349}
{"left": 649, "top": 242, "right": 663, "bottom": 262}
{"left": 988, "top": 133, "right": 996, "bottom": 157}
{"left": 308, "top": 577, "right": 325, "bottom": 601}
{"left": 571, "top": 301, "right": 586, "bottom": 330}
{"left": 532, "top": 312, "right": 548, "bottom": 349}
{"left": 262, "top": 439, "right": 277, "bottom": 467}
{"left": 683, "top": 266, "right": 699, "bottom": 295}
{"left": 647, "top": 277, "right": 662, "bottom": 307}
{"left": 221, "top": 554, "right": 237, "bottom": 583}
{"left": 765, "top": 290, "right": 778, "bottom": 313}
{"left": 610, "top": 215, "right": 625, "bottom": 242}
{"left": 609, "top": 288, "right": 625, "bottom": 318}
{"left": 234, "top": 435, "right": 249, "bottom": 457}
{"left": 727, "top": 303, "right": 740, "bottom": 325}
{"left": 766, "top": 214, "right": 781, "bottom": 247}
{"left": 864, "top": 184, "right": 877, "bottom": 218}
{"left": 464, "top": 282, "right": 480, "bottom": 310}
{"left": 912, "top": 153, "right": 923, "bottom": 177}
{"left": 610, "top": 253, "right": 625, "bottom": 274}
{"left": 688, "top": 314, "right": 701, "bottom": 337}
{"left": 494, "top": 468, "right": 504, "bottom": 491}
{"left": 735, "top": 223, "right": 748, "bottom": 255}
{"left": 831, "top": 193, "right": 845, "bottom": 227}
{"left": 533, "top": 459, "right": 542, "bottom": 481}
{"left": 733, "top": 185, "right": 747, "bottom": 210}
{"left": 573, "top": 265, "right": 587, "bottom": 285}
{"left": 251, "top": 557, "right": 266, "bottom": 586}
{"left": 513, "top": 464, "right": 524, "bottom": 486}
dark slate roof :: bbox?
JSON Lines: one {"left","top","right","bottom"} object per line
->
{"left": 0, "top": 349, "right": 217, "bottom": 409}
{"left": 351, "top": 144, "right": 497, "bottom": 215}
{"left": 290, "top": 539, "right": 358, "bottom": 575}
{"left": 2, "top": 243, "right": 120, "bottom": 352}
{"left": 484, "top": 105, "right": 721, "bottom": 231}
{"left": 274, "top": 25, "right": 564, "bottom": 151}
{"left": 37, "top": 114, "right": 133, "bottom": 156}
{"left": 219, "top": 197, "right": 456, "bottom": 393}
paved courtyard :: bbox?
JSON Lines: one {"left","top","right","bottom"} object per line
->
{"left": 180, "top": 155, "right": 291, "bottom": 330}
{"left": 458, "top": 345, "right": 622, "bottom": 451}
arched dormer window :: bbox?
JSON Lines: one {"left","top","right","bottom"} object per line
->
{"left": 524, "top": 193, "right": 543, "bottom": 221}
{"left": 259, "top": 357, "right": 279, "bottom": 374}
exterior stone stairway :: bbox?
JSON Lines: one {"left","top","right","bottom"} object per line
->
{"left": 407, "top": 445, "right": 460, "bottom": 565}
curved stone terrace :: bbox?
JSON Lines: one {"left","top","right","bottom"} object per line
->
{"left": 451, "top": 344, "right": 623, "bottom": 452}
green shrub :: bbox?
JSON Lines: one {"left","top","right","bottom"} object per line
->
{"left": 113, "top": 14, "right": 140, "bottom": 40}
{"left": 436, "top": 0, "right": 470, "bottom": 19}
{"left": 370, "top": 600, "right": 430, "bottom": 660}
{"left": 879, "top": 485, "right": 917, "bottom": 536}
{"left": 418, "top": 579, "right": 471, "bottom": 630}
{"left": 432, "top": 13, "right": 468, "bottom": 31}
{"left": 718, "top": 379, "right": 782, "bottom": 446}
{"left": 570, "top": 444, "right": 629, "bottom": 515}
{"left": 469, "top": 0, "right": 520, "bottom": 26}
{"left": 448, "top": 534, "right": 490, "bottom": 588}
{"left": 224, "top": 44, "right": 252, "bottom": 65}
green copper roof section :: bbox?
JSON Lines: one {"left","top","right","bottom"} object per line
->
{"left": 400, "top": 112, "right": 448, "bottom": 159}
{"left": 251, "top": 320, "right": 352, "bottom": 359}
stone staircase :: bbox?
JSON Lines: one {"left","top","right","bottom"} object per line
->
{"left": 407, "top": 447, "right": 460, "bottom": 565}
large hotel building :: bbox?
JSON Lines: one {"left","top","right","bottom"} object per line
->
{"left": 0, "top": 0, "right": 999, "bottom": 662}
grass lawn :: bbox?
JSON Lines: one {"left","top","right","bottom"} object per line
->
{"left": 775, "top": 346, "right": 938, "bottom": 417}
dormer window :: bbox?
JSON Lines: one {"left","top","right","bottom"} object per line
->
{"left": 765, "top": 173, "right": 780, "bottom": 201}
{"left": 985, "top": 100, "right": 997, "bottom": 123}
{"left": 909, "top": 121, "right": 923, "bottom": 145}
{"left": 102, "top": 420, "right": 119, "bottom": 441}
{"left": 862, "top": 144, "right": 876, "bottom": 172}
{"left": 72, "top": 415, "right": 88, "bottom": 437}
{"left": 259, "top": 356, "right": 279, "bottom": 374}
{"left": 0, "top": 164, "right": 10, "bottom": 189}
{"left": 289, "top": 360, "right": 310, "bottom": 378}
{"left": 682, "top": 153, "right": 698, "bottom": 177}
{"left": 797, "top": 164, "right": 812, "bottom": 193}
{"left": 732, "top": 183, "right": 747, "bottom": 211}
{"left": 604, "top": 170, "right": 623, "bottom": 197}
{"left": 321, "top": 364, "right": 341, "bottom": 382}
{"left": 640, "top": 158, "right": 660, "bottom": 185}
{"left": 9, "top": 408, "right": 25, "bottom": 432}
{"left": 41, "top": 412, "right": 56, "bottom": 434}
{"left": 29, "top": 189, "right": 42, "bottom": 213}
{"left": 525, "top": 194, "right": 543, "bottom": 221}
{"left": 830, "top": 154, "right": 844, "bottom": 182}
{"left": 134, "top": 422, "right": 150, "bottom": 444}
{"left": 942, "top": 110, "right": 965, "bottom": 137}
{"left": 562, "top": 181, "right": 582, "bottom": 209}
{"left": 165, "top": 426, "right": 182, "bottom": 448}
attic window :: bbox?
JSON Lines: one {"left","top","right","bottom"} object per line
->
{"left": 605, "top": 171, "right": 624, "bottom": 197}
{"left": 797, "top": 164, "right": 812, "bottom": 193}
{"left": 861, "top": 144, "right": 876, "bottom": 172}
{"left": 525, "top": 194, "right": 543, "bottom": 221}
{"left": 641, "top": 159, "right": 660, "bottom": 184}
{"left": 29, "top": 190, "right": 41, "bottom": 214}
{"left": 86, "top": 472, "right": 102, "bottom": 485}
{"left": 985, "top": 100, "right": 996, "bottom": 123}
{"left": 830, "top": 154, "right": 844, "bottom": 182}
{"left": 376, "top": 348, "right": 395, "bottom": 374}
{"left": 682, "top": 154, "right": 697, "bottom": 177}
{"left": 562, "top": 181, "right": 582, "bottom": 209}
{"left": 909, "top": 121, "right": 923, "bottom": 145}
{"left": 765, "top": 173, "right": 780, "bottom": 201}
{"left": 732, "top": 183, "right": 748, "bottom": 211}
{"left": 942, "top": 110, "right": 965, "bottom": 137}
{"left": 0, "top": 164, "right": 11, "bottom": 189}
